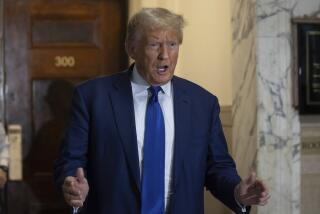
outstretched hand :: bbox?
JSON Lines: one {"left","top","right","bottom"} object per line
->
{"left": 62, "top": 168, "right": 89, "bottom": 208}
{"left": 235, "top": 172, "right": 270, "bottom": 206}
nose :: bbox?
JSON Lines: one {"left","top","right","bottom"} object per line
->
{"left": 158, "top": 44, "right": 169, "bottom": 60}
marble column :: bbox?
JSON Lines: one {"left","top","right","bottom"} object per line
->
{"left": 255, "top": 0, "right": 301, "bottom": 213}
{"left": 231, "top": 0, "right": 258, "bottom": 180}
{"left": 230, "top": 0, "right": 320, "bottom": 213}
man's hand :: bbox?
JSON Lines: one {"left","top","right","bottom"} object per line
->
{"left": 62, "top": 167, "right": 89, "bottom": 208}
{"left": 235, "top": 172, "right": 270, "bottom": 206}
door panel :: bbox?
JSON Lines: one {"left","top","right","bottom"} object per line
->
{"left": 4, "top": 0, "right": 127, "bottom": 213}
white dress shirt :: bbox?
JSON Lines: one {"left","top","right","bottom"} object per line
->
{"left": 130, "top": 66, "right": 175, "bottom": 209}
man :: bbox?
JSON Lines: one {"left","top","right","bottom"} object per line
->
{"left": 54, "top": 8, "right": 270, "bottom": 214}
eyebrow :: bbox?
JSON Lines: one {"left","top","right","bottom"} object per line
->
{"left": 148, "top": 36, "right": 161, "bottom": 40}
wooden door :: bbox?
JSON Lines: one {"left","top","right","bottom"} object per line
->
{"left": 4, "top": 0, "right": 127, "bottom": 213}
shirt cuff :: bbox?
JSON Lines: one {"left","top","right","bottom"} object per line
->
{"left": 235, "top": 196, "right": 247, "bottom": 212}
{"left": 234, "top": 183, "right": 247, "bottom": 213}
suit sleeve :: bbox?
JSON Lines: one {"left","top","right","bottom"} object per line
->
{"left": 205, "top": 96, "right": 250, "bottom": 214}
{"left": 53, "top": 87, "right": 89, "bottom": 190}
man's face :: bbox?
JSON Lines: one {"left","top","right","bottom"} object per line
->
{"left": 128, "top": 29, "right": 180, "bottom": 85}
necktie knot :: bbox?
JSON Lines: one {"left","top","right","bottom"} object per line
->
{"left": 148, "top": 86, "right": 163, "bottom": 103}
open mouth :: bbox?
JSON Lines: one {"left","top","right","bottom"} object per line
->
{"left": 157, "top": 65, "right": 169, "bottom": 73}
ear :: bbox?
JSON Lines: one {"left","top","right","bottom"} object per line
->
{"left": 125, "top": 41, "right": 136, "bottom": 60}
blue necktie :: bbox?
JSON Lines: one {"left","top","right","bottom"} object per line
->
{"left": 141, "top": 86, "right": 165, "bottom": 214}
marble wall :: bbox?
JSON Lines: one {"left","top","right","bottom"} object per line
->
{"left": 255, "top": 0, "right": 301, "bottom": 213}
{"left": 231, "top": 0, "right": 320, "bottom": 213}
{"left": 231, "top": 0, "right": 257, "bottom": 179}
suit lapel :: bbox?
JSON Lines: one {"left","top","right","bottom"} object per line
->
{"left": 171, "top": 76, "right": 191, "bottom": 195}
{"left": 109, "top": 70, "right": 141, "bottom": 192}
{"left": 109, "top": 73, "right": 192, "bottom": 201}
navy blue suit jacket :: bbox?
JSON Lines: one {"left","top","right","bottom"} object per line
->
{"left": 54, "top": 68, "right": 247, "bottom": 214}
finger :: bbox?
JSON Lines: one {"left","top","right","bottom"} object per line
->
{"left": 258, "top": 194, "right": 271, "bottom": 205}
{"left": 243, "top": 179, "right": 269, "bottom": 197}
{"left": 239, "top": 172, "right": 257, "bottom": 194}
{"left": 64, "top": 191, "right": 82, "bottom": 202}
{"left": 239, "top": 188, "right": 269, "bottom": 202}
{"left": 70, "top": 199, "right": 84, "bottom": 208}
{"left": 250, "top": 195, "right": 270, "bottom": 206}
{"left": 239, "top": 196, "right": 258, "bottom": 205}
{"left": 76, "top": 168, "right": 85, "bottom": 183}
{"left": 65, "top": 194, "right": 83, "bottom": 207}
{"left": 239, "top": 184, "right": 261, "bottom": 198}
{"left": 245, "top": 172, "right": 256, "bottom": 186}
{"left": 63, "top": 181, "right": 81, "bottom": 196}
{"left": 239, "top": 192, "right": 258, "bottom": 204}
{"left": 245, "top": 184, "right": 268, "bottom": 197}
{"left": 63, "top": 176, "right": 77, "bottom": 187}
{"left": 241, "top": 195, "right": 263, "bottom": 205}
{"left": 241, "top": 193, "right": 271, "bottom": 206}
{"left": 255, "top": 179, "right": 268, "bottom": 192}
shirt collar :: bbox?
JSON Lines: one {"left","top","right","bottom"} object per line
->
{"left": 131, "top": 65, "right": 172, "bottom": 97}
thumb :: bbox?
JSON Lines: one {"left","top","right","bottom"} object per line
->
{"left": 245, "top": 171, "right": 256, "bottom": 186}
{"left": 75, "top": 167, "right": 85, "bottom": 183}
{"left": 240, "top": 172, "right": 256, "bottom": 193}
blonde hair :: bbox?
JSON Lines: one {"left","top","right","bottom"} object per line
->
{"left": 126, "top": 8, "right": 186, "bottom": 45}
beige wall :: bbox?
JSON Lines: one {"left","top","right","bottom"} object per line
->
{"left": 128, "top": 0, "right": 232, "bottom": 106}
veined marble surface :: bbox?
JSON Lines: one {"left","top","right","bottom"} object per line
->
{"left": 256, "top": 1, "right": 304, "bottom": 213}
{"left": 231, "top": 0, "right": 257, "bottom": 178}
{"left": 231, "top": 0, "right": 314, "bottom": 213}
{"left": 293, "top": 0, "right": 320, "bottom": 17}
{"left": 255, "top": 43, "right": 301, "bottom": 211}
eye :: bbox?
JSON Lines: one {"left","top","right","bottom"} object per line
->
{"left": 148, "top": 42, "right": 160, "bottom": 49}
{"left": 169, "top": 42, "right": 178, "bottom": 48}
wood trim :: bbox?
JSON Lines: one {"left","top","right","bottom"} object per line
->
{"left": 292, "top": 18, "right": 320, "bottom": 24}
{"left": 220, "top": 105, "right": 232, "bottom": 127}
